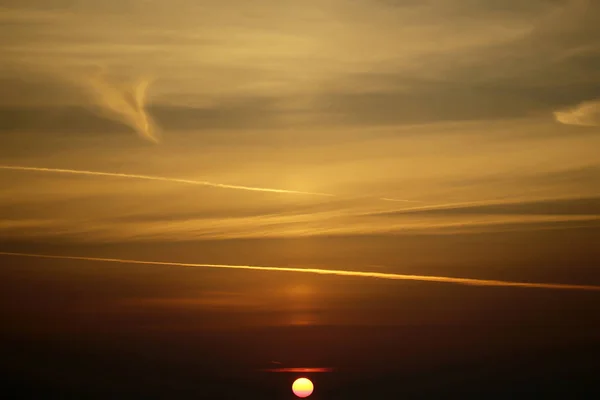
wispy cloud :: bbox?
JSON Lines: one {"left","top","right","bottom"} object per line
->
{"left": 367, "top": 197, "right": 600, "bottom": 217}
{"left": 4, "top": 0, "right": 597, "bottom": 125}
{"left": 0, "top": 165, "right": 423, "bottom": 204}
{"left": 554, "top": 99, "right": 600, "bottom": 127}
{"left": 2, "top": 163, "right": 599, "bottom": 241}
{"left": 1, "top": 0, "right": 600, "bottom": 246}
{"left": 0, "top": 165, "right": 333, "bottom": 196}
{"left": 81, "top": 71, "right": 161, "bottom": 143}
{"left": 2, "top": 251, "right": 599, "bottom": 291}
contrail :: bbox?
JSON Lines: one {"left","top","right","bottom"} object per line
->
{"left": 380, "top": 197, "right": 422, "bottom": 203}
{"left": 2, "top": 251, "right": 599, "bottom": 291}
{"left": 0, "top": 165, "right": 334, "bottom": 196}
{"left": 0, "top": 165, "right": 423, "bottom": 202}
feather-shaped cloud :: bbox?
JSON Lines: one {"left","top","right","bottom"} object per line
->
{"left": 83, "top": 72, "right": 161, "bottom": 143}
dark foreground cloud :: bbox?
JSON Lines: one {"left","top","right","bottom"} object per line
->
{"left": 0, "top": 102, "right": 283, "bottom": 135}
{"left": 2, "top": 82, "right": 600, "bottom": 135}
{"left": 2, "top": 74, "right": 600, "bottom": 135}
{"left": 1, "top": 0, "right": 600, "bottom": 134}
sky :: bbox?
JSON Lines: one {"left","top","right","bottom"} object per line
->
{"left": 1, "top": 0, "right": 600, "bottom": 398}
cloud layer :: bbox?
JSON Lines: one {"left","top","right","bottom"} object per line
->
{"left": 2, "top": 0, "right": 600, "bottom": 131}
{"left": 0, "top": 0, "right": 599, "bottom": 246}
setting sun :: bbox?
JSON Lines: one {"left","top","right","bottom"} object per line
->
{"left": 292, "top": 377, "right": 314, "bottom": 398}
{"left": 2, "top": 0, "right": 600, "bottom": 398}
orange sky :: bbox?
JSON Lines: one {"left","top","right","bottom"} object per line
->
{"left": 1, "top": 0, "right": 599, "bottom": 342}
{"left": 1, "top": 5, "right": 600, "bottom": 398}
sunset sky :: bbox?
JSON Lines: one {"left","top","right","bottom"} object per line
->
{"left": 1, "top": 0, "right": 599, "bottom": 398}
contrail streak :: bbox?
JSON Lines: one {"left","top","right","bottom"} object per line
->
{"left": 0, "top": 165, "right": 333, "bottom": 196}
{"left": 380, "top": 197, "right": 422, "bottom": 203}
{"left": 0, "top": 165, "right": 423, "bottom": 202}
{"left": 2, "top": 251, "right": 599, "bottom": 291}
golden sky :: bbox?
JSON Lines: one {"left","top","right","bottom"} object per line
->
{"left": 2, "top": 7, "right": 600, "bottom": 394}
{"left": 1, "top": 0, "right": 599, "bottom": 280}
{"left": 1, "top": 1, "right": 599, "bottom": 241}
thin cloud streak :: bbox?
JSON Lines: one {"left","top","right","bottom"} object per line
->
{"left": 0, "top": 165, "right": 334, "bottom": 196}
{"left": 2, "top": 252, "right": 599, "bottom": 291}
{"left": 0, "top": 165, "right": 421, "bottom": 202}
{"left": 380, "top": 197, "right": 422, "bottom": 203}
{"left": 260, "top": 368, "right": 334, "bottom": 373}
{"left": 363, "top": 197, "right": 600, "bottom": 217}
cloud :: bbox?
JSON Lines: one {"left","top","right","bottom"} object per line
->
{"left": 0, "top": 106, "right": 137, "bottom": 135}
{"left": 2, "top": 0, "right": 600, "bottom": 129}
{"left": 2, "top": 0, "right": 600, "bottom": 245}
{"left": 367, "top": 197, "right": 600, "bottom": 218}
{"left": 0, "top": 75, "right": 290, "bottom": 134}
{"left": 78, "top": 71, "right": 161, "bottom": 143}
{"left": 554, "top": 99, "right": 600, "bottom": 126}
{"left": 0, "top": 165, "right": 333, "bottom": 196}
{"left": 3, "top": 251, "right": 600, "bottom": 291}
{"left": 0, "top": 66, "right": 162, "bottom": 142}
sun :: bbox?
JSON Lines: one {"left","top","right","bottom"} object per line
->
{"left": 292, "top": 377, "right": 314, "bottom": 398}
